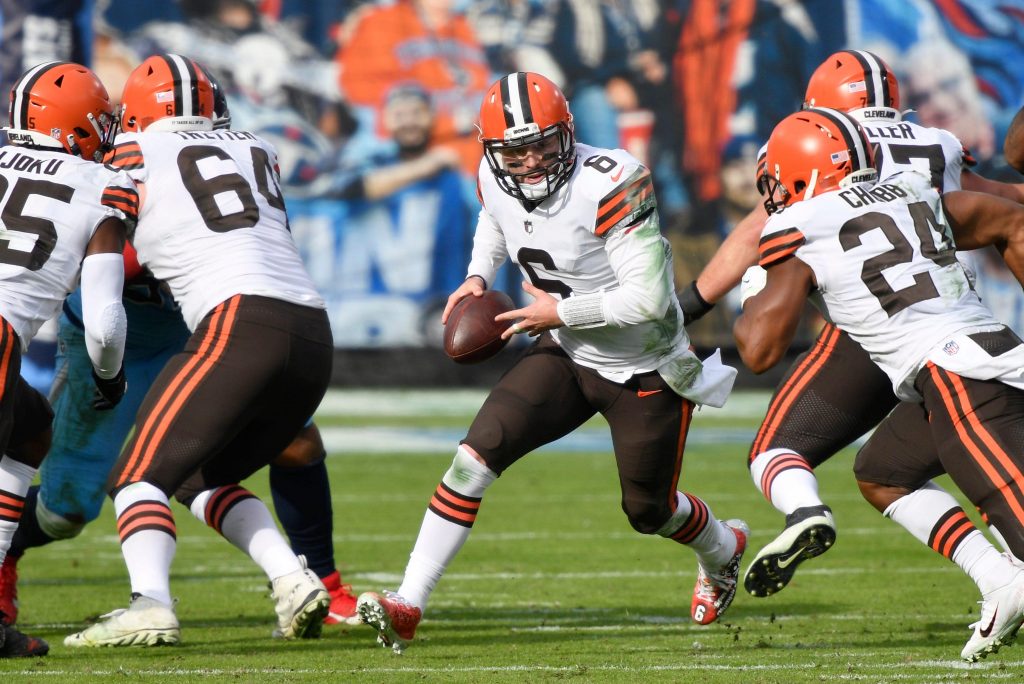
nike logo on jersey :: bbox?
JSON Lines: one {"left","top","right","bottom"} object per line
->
{"left": 979, "top": 609, "right": 998, "bottom": 638}
{"left": 610, "top": 166, "right": 624, "bottom": 182}
{"left": 637, "top": 389, "right": 662, "bottom": 398}
{"left": 777, "top": 546, "right": 807, "bottom": 569}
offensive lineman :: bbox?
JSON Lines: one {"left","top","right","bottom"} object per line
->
{"left": 737, "top": 106, "right": 1024, "bottom": 661}
{"left": 357, "top": 71, "right": 744, "bottom": 653}
{"left": 0, "top": 61, "right": 133, "bottom": 656}
{"left": 64, "top": 53, "right": 334, "bottom": 648}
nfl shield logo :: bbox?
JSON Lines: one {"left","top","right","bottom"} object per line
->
{"left": 943, "top": 340, "right": 959, "bottom": 355}
{"left": 524, "top": 220, "right": 533, "bottom": 234}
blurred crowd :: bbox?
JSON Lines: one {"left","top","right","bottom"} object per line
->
{"left": 3, "top": 0, "right": 1022, "bottom": 351}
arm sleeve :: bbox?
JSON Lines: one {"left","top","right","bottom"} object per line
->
{"left": 556, "top": 209, "right": 672, "bottom": 329}
{"left": 464, "top": 208, "right": 507, "bottom": 288}
{"left": 80, "top": 252, "right": 127, "bottom": 379}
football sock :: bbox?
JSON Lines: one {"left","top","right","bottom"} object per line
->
{"left": 749, "top": 449, "right": 822, "bottom": 514}
{"left": 883, "top": 481, "right": 1011, "bottom": 594}
{"left": 398, "top": 446, "right": 496, "bottom": 611}
{"left": 269, "top": 455, "right": 336, "bottom": 578}
{"left": 190, "top": 485, "right": 301, "bottom": 581}
{"left": 8, "top": 487, "right": 51, "bottom": 555}
{"left": 659, "top": 492, "right": 737, "bottom": 573}
{"left": 0, "top": 457, "right": 37, "bottom": 566}
{"left": 114, "top": 482, "right": 176, "bottom": 605}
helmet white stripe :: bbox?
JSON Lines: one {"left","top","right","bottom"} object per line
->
{"left": 11, "top": 62, "right": 59, "bottom": 129}
{"left": 851, "top": 50, "right": 887, "bottom": 107}
{"left": 505, "top": 74, "right": 525, "bottom": 128}
{"left": 165, "top": 53, "right": 194, "bottom": 116}
{"left": 814, "top": 107, "right": 871, "bottom": 171}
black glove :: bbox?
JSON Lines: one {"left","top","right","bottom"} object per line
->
{"left": 679, "top": 280, "right": 714, "bottom": 326}
{"left": 92, "top": 367, "right": 127, "bottom": 411}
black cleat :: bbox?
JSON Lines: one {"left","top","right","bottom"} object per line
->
{"left": 743, "top": 505, "right": 835, "bottom": 598}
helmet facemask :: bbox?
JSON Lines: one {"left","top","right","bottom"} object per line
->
{"left": 483, "top": 120, "right": 575, "bottom": 204}
{"left": 67, "top": 109, "right": 118, "bottom": 161}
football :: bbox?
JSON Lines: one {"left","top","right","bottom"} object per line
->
{"left": 444, "top": 290, "right": 516, "bottom": 364}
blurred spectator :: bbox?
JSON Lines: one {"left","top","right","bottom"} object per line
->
{"left": 465, "top": 0, "right": 536, "bottom": 76}
{"left": 903, "top": 39, "right": 996, "bottom": 161}
{"left": 289, "top": 83, "right": 475, "bottom": 347}
{"left": 336, "top": 0, "right": 490, "bottom": 176}
{"left": 91, "top": 15, "right": 138, "bottom": 103}
{"left": 0, "top": 0, "right": 94, "bottom": 100}
{"left": 520, "top": 0, "right": 661, "bottom": 151}
{"left": 127, "top": 0, "right": 340, "bottom": 126}
{"left": 329, "top": 84, "right": 463, "bottom": 204}
{"left": 671, "top": 0, "right": 841, "bottom": 234}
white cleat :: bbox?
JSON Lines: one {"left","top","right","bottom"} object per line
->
{"left": 64, "top": 594, "right": 180, "bottom": 648}
{"left": 744, "top": 505, "right": 835, "bottom": 597}
{"left": 691, "top": 519, "right": 749, "bottom": 625}
{"left": 271, "top": 555, "right": 330, "bottom": 639}
{"left": 962, "top": 560, "right": 1024, "bottom": 662}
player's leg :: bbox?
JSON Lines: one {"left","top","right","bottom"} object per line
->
{"left": 745, "top": 325, "right": 897, "bottom": 596}
{"left": 269, "top": 421, "right": 358, "bottom": 625}
{"left": 916, "top": 365, "right": 1024, "bottom": 661}
{"left": 596, "top": 369, "right": 746, "bottom": 625}
{"left": 172, "top": 298, "right": 333, "bottom": 640}
{"left": 0, "top": 326, "right": 51, "bottom": 656}
{"left": 855, "top": 401, "right": 1015, "bottom": 601}
{"left": 67, "top": 296, "right": 331, "bottom": 647}
{"left": 358, "top": 335, "right": 596, "bottom": 652}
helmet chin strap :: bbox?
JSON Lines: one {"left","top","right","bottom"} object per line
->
{"left": 804, "top": 169, "right": 819, "bottom": 200}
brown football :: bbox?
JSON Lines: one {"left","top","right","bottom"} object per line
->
{"left": 444, "top": 290, "right": 516, "bottom": 364}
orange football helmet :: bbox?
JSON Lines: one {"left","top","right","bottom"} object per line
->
{"left": 803, "top": 50, "right": 901, "bottom": 122}
{"left": 7, "top": 61, "right": 117, "bottom": 161}
{"left": 759, "top": 107, "right": 876, "bottom": 214}
{"left": 478, "top": 72, "right": 575, "bottom": 203}
{"left": 120, "top": 54, "right": 214, "bottom": 133}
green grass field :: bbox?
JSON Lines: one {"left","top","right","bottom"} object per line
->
{"left": 0, "top": 389, "right": 1020, "bottom": 682}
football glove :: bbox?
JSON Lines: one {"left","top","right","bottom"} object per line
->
{"left": 740, "top": 266, "right": 768, "bottom": 309}
{"left": 92, "top": 366, "right": 126, "bottom": 411}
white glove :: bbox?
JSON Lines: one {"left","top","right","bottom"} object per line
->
{"left": 740, "top": 265, "right": 768, "bottom": 309}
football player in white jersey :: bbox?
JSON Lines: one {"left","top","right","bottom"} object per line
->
{"left": 737, "top": 106, "right": 1024, "bottom": 661}
{"left": 356, "top": 71, "right": 744, "bottom": 653}
{"left": 64, "top": 54, "right": 334, "bottom": 648}
{"left": 0, "top": 61, "right": 133, "bottom": 656}
{"left": 678, "top": 50, "right": 1024, "bottom": 624}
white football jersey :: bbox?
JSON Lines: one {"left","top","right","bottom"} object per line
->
{"left": 0, "top": 146, "right": 136, "bottom": 348}
{"left": 107, "top": 130, "right": 324, "bottom": 330}
{"left": 759, "top": 171, "right": 1024, "bottom": 399}
{"left": 859, "top": 117, "right": 967, "bottom": 192}
{"left": 468, "top": 143, "right": 735, "bottom": 406}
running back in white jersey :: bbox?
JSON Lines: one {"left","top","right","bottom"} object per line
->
{"left": 859, "top": 118, "right": 968, "bottom": 192}
{"left": 0, "top": 146, "right": 136, "bottom": 347}
{"left": 758, "top": 171, "right": 1023, "bottom": 398}
{"left": 106, "top": 130, "right": 324, "bottom": 330}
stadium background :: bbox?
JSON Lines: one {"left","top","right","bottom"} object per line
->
{"left": 3, "top": 0, "right": 1023, "bottom": 388}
